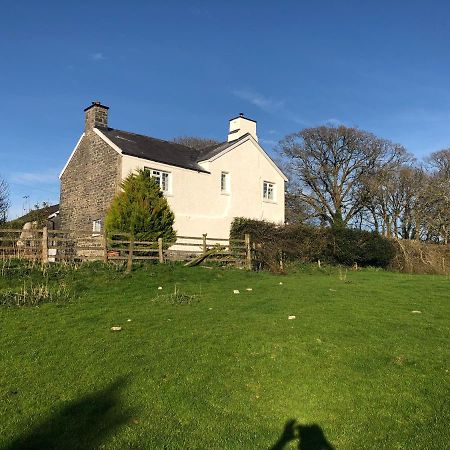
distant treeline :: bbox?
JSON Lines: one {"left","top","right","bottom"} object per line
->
{"left": 279, "top": 125, "right": 450, "bottom": 245}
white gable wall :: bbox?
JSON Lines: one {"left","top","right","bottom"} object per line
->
{"left": 208, "top": 139, "right": 285, "bottom": 230}
{"left": 121, "top": 139, "right": 285, "bottom": 238}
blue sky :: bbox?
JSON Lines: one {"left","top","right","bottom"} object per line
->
{"left": 1, "top": 0, "right": 450, "bottom": 218}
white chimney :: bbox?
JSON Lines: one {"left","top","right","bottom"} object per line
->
{"left": 227, "top": 113, "right": 258, "bottom": 142}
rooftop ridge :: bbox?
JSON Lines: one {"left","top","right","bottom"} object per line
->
{"left": 101, "top": 127, "right": 201, "bottom": 152}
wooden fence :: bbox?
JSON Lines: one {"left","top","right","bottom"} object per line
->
{"left": 0, "top": 227, "right": 252, "bottom": 269}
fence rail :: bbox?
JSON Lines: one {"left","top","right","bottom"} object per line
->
{"left": 0, "top": 227, "right": 252, "bottom": 270}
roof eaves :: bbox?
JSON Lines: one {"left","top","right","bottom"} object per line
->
{"left": 59, "top": 133, "right": 85, "bottom": 179}
{"left": 93, "top": 128, "right": 123, "bottom": 155}
{"left": 120, "top": 150, "right": 210, "bottom": 174}
{"left": 196, "top": 134, "right": 249, "bottom": 162}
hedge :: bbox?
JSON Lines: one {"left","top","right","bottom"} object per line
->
{"left": 230, "top": 218, "right": 396, "bottom": 271}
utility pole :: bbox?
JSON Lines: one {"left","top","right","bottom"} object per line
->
{"left": 22, "top": 195, "right": 30, "bottom": 215}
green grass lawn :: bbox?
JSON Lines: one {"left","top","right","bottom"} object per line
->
{"left": 0, "top": 262, "right": 449, "bottom": 449}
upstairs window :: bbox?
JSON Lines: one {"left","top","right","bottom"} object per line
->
{"left": 221, "top": 171, "right": 230, "bottom": 193}
{"left": 145, "top": 168, "right": 170, "bottom": 193}
{"left": 263, "top": 181, "right": 275, "bottom": 201}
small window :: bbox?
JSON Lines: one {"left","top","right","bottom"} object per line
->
{"left": 145, "top": 167, "right": 170, "bottom": 193}
{"left": 221, "top": 172, "right": 230, "bottom": 193}
{"left": 92, "top": 219, "right": 102, "bottom": 234}
{"left": 263, "top": 181, "right": 275, "bottom": 200}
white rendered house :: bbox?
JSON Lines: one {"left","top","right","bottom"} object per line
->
{"left": 59, "top": 102, "right": 287, "bottom": 239}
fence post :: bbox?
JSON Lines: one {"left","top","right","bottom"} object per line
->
{"left": 41, "top": 227, "right": 48, "bottom": 264}
{"left": 158, "top": 237, "right": 164, "bottom": 263}
{"left": 126, "top": 235, "right": 134, "bottom": 273}
{"left": 202, "top": 233, "right": 207, "bottom": 254}
{"left": 102, "top": 232, "right": 108, "bottom": 263}
{"left": 245, "top": 233, "right": 252, "bottom": 270}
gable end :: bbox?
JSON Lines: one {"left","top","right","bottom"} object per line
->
{"left": 59, "top": 131, "right": 122, "bottom": 231}
{"left": 203, "top": 134, "right": 288, "bottom": 181}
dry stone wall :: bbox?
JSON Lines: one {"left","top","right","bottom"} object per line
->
{"left": 60, "top": 130, "right": 121, "bottom": 232}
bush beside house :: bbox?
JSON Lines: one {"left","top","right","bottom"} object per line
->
{"left": 104, "top": 169, "right": 176, "bottom": 246}
{"left": 231, "top": 217, "right": 396, "bottom": 271}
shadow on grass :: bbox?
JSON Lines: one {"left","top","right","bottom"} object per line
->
{"left": 5, "top": 377, "right": 132, "bottom": 450}
{"left": 270, "top": 419, "right": 335, "bottom": 450}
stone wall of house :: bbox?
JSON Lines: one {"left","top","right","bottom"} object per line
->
{"left": 60, "top": 130, "right": 122, "bottom": 232}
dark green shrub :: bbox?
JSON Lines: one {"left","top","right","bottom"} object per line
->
{"left": 324, "top": 228, "right": 396, "bottom": 267}
{"left": 231, "top": 218, "right": 279, "bottom": 271}
{"left": 105, "top": 169, "right": 176, "bottom": 246}
{"left": 230, "top": 217, "right": 395, "bottom": 271}
{"left": 278, "top": 224, "right": 327, "bottom": 262}
{"left": 230, "top": 217, "right": 277, "bottom": 241}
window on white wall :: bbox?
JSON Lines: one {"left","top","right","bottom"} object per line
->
{"left": 145, "top": 167, "right": 170, "bottom": 193}
{"left": 263, "top": 181, "right": 275, "bottom": 201}
{"left": 221, "top": 171, "right": 230, "bottom": 193}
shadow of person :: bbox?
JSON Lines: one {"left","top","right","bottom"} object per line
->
{"left": 298, "top": 424, "right": 335, "bottom": 450}
{"left": 5, "top": 377, "right": 132, "bottom": 450}
{"left": 269, "top": 419, "right": 298, "bottom": 449}
{"left": 270, "top": 419, "right": 335, "bottom": 450}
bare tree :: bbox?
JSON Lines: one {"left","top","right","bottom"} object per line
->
{"left": 362, "top": 164, "right": 428, "bottom": 239}
{"left": 422, "top": 179, "right": 450, "bottom": 243}
{"left": 280, "top": 126, "right": 408, "bottom": 228}
{"left": 427, "top": 148, "right": 450, "bottom": 178}
{"left": 424, "top": 149, "right": 450, "bottom": 243}
{"left": 285, "top": 191, "right": 314, "bottom": 224}
{"left": 0, "top": 176, "right": 9, "bottom": 223}
{"left": 362, "top": 167, "right": 398, "bottom": 236}
{"left": 361, "top": 148, "right": 450, "bottom": 243}
{"left": 173, "top": 136, "right": 220, "bottom": 151}
{"left": 396, "top": 167, "right": 429, "bottom": 240}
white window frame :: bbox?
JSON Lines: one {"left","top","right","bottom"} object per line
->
{"left": 221, "top": 171, "right": 230, "bottom": 194}
{"left": 263, "top": 181, "right": 276, "bottom": 201}
{"left": 145, "top": 167, "right": 171, "bottom": 193}
{"left": 92, "top": 219, "right": 102, "bottom": 236}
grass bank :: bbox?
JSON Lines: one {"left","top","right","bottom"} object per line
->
{"left": 0, "top": 262, "right": 449, "bottom": 449}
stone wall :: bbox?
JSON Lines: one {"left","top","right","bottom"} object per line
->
{"left": 60, "top": 130, "right": 121, "bottom": 232}
{"left": 85, "top": 102, "right": 109, "bottom": 129}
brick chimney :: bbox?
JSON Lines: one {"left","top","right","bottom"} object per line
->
{"left": 84, "top": 101, "right": 109, "bottom": 131}
{"left": 227, "top": 113, "right": 258, "bottom": 142}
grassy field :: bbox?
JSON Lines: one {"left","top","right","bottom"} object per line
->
{"left": 0, "top": 262, "right": 449, "bottom": 449}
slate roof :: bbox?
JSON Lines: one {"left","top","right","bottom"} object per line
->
{"left": 99, "top": 128, "right": 245, "bottom": 172}
{"left": 14, "top": 204, "right": 60, "bottom": 223}
{"left": 196, "top": 137, "right": 245, "bottom": 161}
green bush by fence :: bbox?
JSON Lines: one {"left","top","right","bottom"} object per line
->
{"left": 230, "top": 218, "right": 396, "bottom": 271}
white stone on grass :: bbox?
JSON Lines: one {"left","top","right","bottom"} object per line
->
{"left": 411, "top": 310, "right": 422, "bottom": 314}
{"left": 246, "top": 288, "right": 253, "bottom": 291}
{"left": 233, "top": 290, "right": 240, "bottom": 294}
{"left": 111, "top": 326, "right": 122, "bottom": 331}
{"left": 288, "top": 315, "right": 296, "bottom": 320}
{"left": 158, "top": 286, "right": 163, "bottom": 290}
{"left": 279, "top": 282, "right": 283, "bottom": 285}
